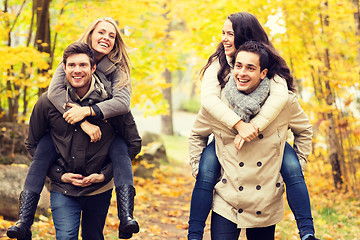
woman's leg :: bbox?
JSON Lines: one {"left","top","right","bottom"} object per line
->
{"left": 210, "top": 211, "right": 240, "bottom": 240}
{"left": 246, "top": 225, "right": 276, "bottom": 240}
{"left": 188, "top": 139, "right": 221, "bottom": 240}
{"left": 108, "top": 134, "right": 139, "bottom": 239}
{"left": 281, "top": 142, "right": 315, "bottom": 239}
{"left": 7, "top": 133, "right": 58, "bottom": 239}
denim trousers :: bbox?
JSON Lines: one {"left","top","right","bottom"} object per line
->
{"left": 50, "top": 189, "right": 112, "bottom": 240}
{"left": 24, "top": 133, "right": 58, "bottom": 194}
{"left": 188, "top": 140, "right": 314, "bottom": 240}
{"left": 23, "top": 133, "right": 133, "bottom": 193}
{"left": 210, "top": 211, "right": 275, "bottom": 240}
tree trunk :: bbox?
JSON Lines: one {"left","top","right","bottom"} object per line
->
{"left": 160, "top": 1, "right": 174, "bottom": 135}
{"left": 161, "top": 68, "right": 174, "bottom": 135}
{"left": 322, "top": 2, "right": 343, "bottom": 188}
{"left": 34, "top": 0, "right": 51, "bottom": 96}
{"left": 353, "top": 0, "right": 360, "bottom": 79}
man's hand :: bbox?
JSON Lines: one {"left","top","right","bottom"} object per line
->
{"left": 233, "top": 120, "right": 259, "bottom": 142}
{"left": 233, "top": 134, "right": 246, "bottom": 150}
{"left": 61, "top": 173, "right": 104, "bottom": 187}
{"left": 80, "top": 120, "right": 102, "bottom": 142}
{"left": 61, "top": 173, "right": 92, "bottom": 187}
{"left": 82, "top": 173, "right": 105, "bottom": 184}
{"left": 63, "top": 103, "right": 91, "bottom": 124}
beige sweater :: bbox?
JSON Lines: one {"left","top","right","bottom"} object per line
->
{"left": 200, "top": 59, "right": 288, "bottom": 131}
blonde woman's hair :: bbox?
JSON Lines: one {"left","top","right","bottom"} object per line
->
{"left": 78, "top": 17, "right": 131, "bottom": 90}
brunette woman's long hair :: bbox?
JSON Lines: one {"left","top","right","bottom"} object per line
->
{"left": 200, "top": 12, "right": 294, "bottom": 91}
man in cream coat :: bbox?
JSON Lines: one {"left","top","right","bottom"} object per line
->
{"left": 189, "top": 41, "right": 313, "bottom": 240}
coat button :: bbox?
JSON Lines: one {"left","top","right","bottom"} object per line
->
{"left": 256, "top": 211, "right": 262, "bottom": 215}
{"left": 258, "top": 134, "right": 263, "bottom": 139}
{"left": 222, "top": 178, "right": 227, "bottom": 184}
{"left": 238, "top": 209, "right": 243, "bottom": 213}
{"left": 256, "top": 185, "right": 261, "bottom": 190}
{"left": 239, "top": 162, "right": 244, "bottom": 167}
{"left": 239, "top": 186, "right": 244, "bottom": 191}
{"left": 56, "top": 168, "right": 61, "bottom": 173}
{"left": 257, "top": 161, "right": 262, "bottom": 167}
{"left": 276, "top": 183, "right": 281, "bottom": 188}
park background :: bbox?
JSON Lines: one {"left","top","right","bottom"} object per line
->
{"left": 0, "top": 0, "right": 359, "bottom": 239}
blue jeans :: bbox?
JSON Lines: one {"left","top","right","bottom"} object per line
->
{"left": 50, "top": 189, "right": 112, "bottom": 240}
{"left": 23, "top": 133, "right": 133, "bottom": 192}
{"left": 210, "top": 211, "right": 275, "bottom": 240}
{"left": 188, "top": 141, "right": 314, "bottom": 240}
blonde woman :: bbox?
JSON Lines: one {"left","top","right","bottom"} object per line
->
{"left": 7, "top": 18, "right": 140, "bottom": 240}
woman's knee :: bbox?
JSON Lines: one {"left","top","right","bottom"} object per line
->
{"left": 281, "top": 142, "right": 303, "bottom": 180}
{"left": 109, "top": 135, "right": 128, "bottom": 155}
{"left": 33, "top": 133, "right": 57, "bottom": 161}
{"left": 197, "top": 141, "right": 220, "bottom": 183}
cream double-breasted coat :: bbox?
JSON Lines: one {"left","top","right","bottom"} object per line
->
{"left": 189, "top": 90, "right": 312, "bottom": 228}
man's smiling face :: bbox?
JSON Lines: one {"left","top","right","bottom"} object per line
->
{"left": 63, "top": 53, "right": 95, "bottom": 96}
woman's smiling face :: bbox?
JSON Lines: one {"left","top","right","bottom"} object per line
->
{"left": 91, "top": 21, "right": 116, "bottom": 60}
{"left": 221, "top": 19, "right": 236, "bottom": 57}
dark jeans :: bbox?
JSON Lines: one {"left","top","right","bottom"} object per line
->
{"left": 50, "top": 189, "right": 112, "bottom": 240}
{"left": 24, "top": 133, "right": 58, "bottom": 193}
{"left": 188, "top": 140, "right": 314, "bottom": 240}
{"left": 109, "top": 134, "right": 134, "bottom": 187}
{"left": 23, "top": 133, "right": 133, "bottom": 193}
{"left": 210, "top": 211, "right": 275, "bottom": 240}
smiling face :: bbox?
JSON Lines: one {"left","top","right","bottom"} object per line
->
{"left": 90, "top": 21, "right": 116, "bottom": 61}
{"left": 63, "top": 53, "right": 96, "bottom": 97}
{"left": 222, "top": 19, "right": 236, "bottom": 57}
{"left": 233, "top": 51, "right": 268, "bottom": 94}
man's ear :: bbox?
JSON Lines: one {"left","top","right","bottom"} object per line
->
{"left": 91, "top": 64, "right": 96, "bottom": 74}
{"left": 63, "top": 63, "right": 66, "bottom": 70}
{"left": 260, "top": 68, "right": 268, "bottom": 80}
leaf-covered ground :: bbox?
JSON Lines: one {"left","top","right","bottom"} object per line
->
{"left": 1, "top": 135, "right": 359, "bottom": 239}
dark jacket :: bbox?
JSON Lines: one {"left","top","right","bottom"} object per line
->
{"left": 26, "top": 93, "right": 115, "bottom": 196}
{"left": 26, "top": 71, "right": 141, "bottom": 196}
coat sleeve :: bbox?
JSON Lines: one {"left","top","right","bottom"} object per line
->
{"left": 110, "top": 111, "right": 142, "bottom": 160}
{"left": 188, "top": 108, "right": 213, "bottom": 177}
{"left": 250, "top": 75, "right": 288, "bottom": 131}
{"left": 47, "top": 63, "right": 78, "bottom": 114}
{"left": 25, "top": 94, "right": 52, "bottom": 157}
{"left": 48, "top": 59, "right": 131, "bottom": 120}
{"left": 95, "top": 67, "right": 131, "bottom": 119}
{"left": 100, "top": 160, "right": 113, "bottom": 182}
{"left": 201, "top": 61, "right": 241, "bottom": 129}
{"left": 47, "top": 162, "right": 65, "bottom": 183}
{"left": 288, "top": 93, "right": 313, "bottom": 171}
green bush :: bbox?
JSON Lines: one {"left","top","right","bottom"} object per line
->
{"left": 180, "top": 98, "right": 201, "bottom": 113}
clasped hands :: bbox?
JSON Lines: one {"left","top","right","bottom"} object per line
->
{"left": 61, "top": 172, "right": 105, "bottom": 187}
{"left": 63, "top": 103, "right": 102, "bottom": 143}
{"left": 233, "top": 120, "right": 259, "bottom": 150}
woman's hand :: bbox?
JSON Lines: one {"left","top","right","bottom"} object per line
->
{"left": 63, "top": 103, "right": 91, "bottom": 124}
{"left": 80, "top": 120, "right": 102, "bottom": 142}
{"left": 233, "top": 120, "right": 259, "bottom": 142}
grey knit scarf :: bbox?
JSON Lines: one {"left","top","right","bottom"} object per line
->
{"left": 224, "top": 75, "right": 270, "bottom": 122}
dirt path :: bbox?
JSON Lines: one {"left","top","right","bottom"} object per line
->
{"left": 119, "top": 162, "right": 211, "bottom": 240}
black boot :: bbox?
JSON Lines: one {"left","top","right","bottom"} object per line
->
{"left": 116, "top": 185, "right": 140, "bottom": 239}
{"left": 7, "top": 190, "right": 40, "bottom": 240}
